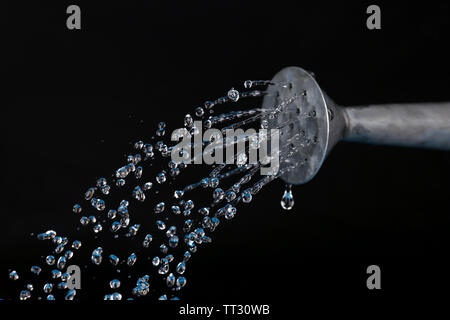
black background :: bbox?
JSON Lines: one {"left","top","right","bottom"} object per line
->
{"left": 3, "top": 0, "right": 450, "bottom": 311}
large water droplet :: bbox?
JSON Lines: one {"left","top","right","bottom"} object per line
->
{"left": 30, "top": 265, "right": 41, "bottom": 275}
{"left": 154, "top": 202, "right": 165, "bottom": 213}
{"left": 176, "top": 276, "right": 187, "bottom": 290}
{"left": 166, "top": 273, "right": 176, "bottom": 287}
{"left": 127, "top": 253, "right": 137, "bottom": 266}
{"left": 156, "top": 172, "right": 167, "bottom": 184}
{"left": 143, "top": 234, "right": 153, "bottom": 248}
{"left": 73, "top": 204, "right": 82, "bottom": 214}
{"left": 43, "top": 283, "right": 53, "bottom": 293}
{"left": 280, "top": 184, "right": 294, "bottom": 210}
{"left": 9, "top": 270, "right": 19, "bottom": 281}
{"left": 65, "top": 289, "right": 76, "bottom": 300}
{"left": 110, "top": 279, "right": 121, "bottom": 289}
{"left": 176, "top": 262, "right": 186, "bottom": 274}
{"left": 227, "top": 88, "right": 239, "bottom": 102}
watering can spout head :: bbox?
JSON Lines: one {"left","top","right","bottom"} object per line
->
{"left": 263, "top": 66, "right": 450, "bottom": 185}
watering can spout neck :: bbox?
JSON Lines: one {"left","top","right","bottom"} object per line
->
{"left": 339, "top": 102, "right": 450, "bottom": 150}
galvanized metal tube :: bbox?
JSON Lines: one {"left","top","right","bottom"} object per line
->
{"left": 342, "top": 103, "right": 450, "bottom": 150}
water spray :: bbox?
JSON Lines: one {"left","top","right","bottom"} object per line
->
{"left": 6, "top": 66, "right": 450, "bottom": 301}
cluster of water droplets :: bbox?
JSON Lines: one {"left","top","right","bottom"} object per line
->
{"left": 7, "top": 79, "right": 304, "bottom": 301}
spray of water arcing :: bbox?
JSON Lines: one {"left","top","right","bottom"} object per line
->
{"left": 8, "top": 79, "right": 306, "bottom": 301}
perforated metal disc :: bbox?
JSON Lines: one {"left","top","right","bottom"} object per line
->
{"left": 261, "top": 67, "right": 329, "bottom": 185}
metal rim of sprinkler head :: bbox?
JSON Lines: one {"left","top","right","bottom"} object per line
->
{"left": 262, "top": 66, "right": 333, "bottom": 185}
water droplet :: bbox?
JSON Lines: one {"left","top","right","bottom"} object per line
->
{"left": 57, "top": 256, "right": 67, "bottom": 270}
{"left": 43, "top": 283, "right": 53, "bottom": 293}
{"left": 109, "top": 254, "right": 120, "bottom": 266}
{"left": 213, "top": 188, "right": 225, "bottom": 201}
{"left": 183, "top": 251, "right": 192, "bottom": 262}
{"left": 209, "top": 177, "right": 219, "bottom": 188}
{"left": 156, "top": 128, "right": 165, "bottom": 136}
{"left": 169, "top": 235, "right": 179, "bottom": 248}
{"left": 174, "top": 190, "right": 184, "bottom": 199}
{"left": 128, "top": 224, "right": 140, "bottom": 236}
{"left": 127, "top": 253, "right": 137, "bottom": 266}
{"left": 184, "top": 200, "right": 194, "bottom": 210}
{"left": 37, "top": 230, "right": 56, "bottom": 240}
{"left": 184, "top": 114, "right": 193, "bottom": 127}
{"left": 202, "top": 236, "right": 212, "bottom": 243}
{"left": 195, "top": 107, "right": 205, "bottom": 117}
{"left": 73, "top": 204, "right": 82, "bottom": 214}
{"left": 134, "top": 140, "right": 144, "bottom": 150}
{"left": 224, "top": 205, "right": 237, "bottom": 220}
{"left": 201, "top": 178, "right": 210, "bottom": 188}
{"left": 152, "top": 256, "right": 160, "bottom": 266}
{"left": 61, "top": 272, "right": 71, "bottom": 282}
{"left": 71, "top": 240, "right": 82, "bottom": 250}
{"left": 154, "top": 202, "right": 165, "bottom": 213}
{"left": 183, "top": 220, "right": 193, "bottom": 232}
{"left": 96, "top": 178, "right": 107, "bottom": 187}
{"left": 183, "top": 209, "right": 191, "bottom": 217}
{"left": 237, "top": 153, "right": 248, "bottom": 166}
{"left": 85, "top": 187, "right": 96, "bottom": 200}
{"left": 143, "top": 234, "right": 153, "bottom": 248}
{"left": 111, "top": 221, "right": 121, "bottom": 232}
{"left": 166, "top": 226, "right": 177, "bottom": 238}
{"left": 176, "top": 276, "right": 187, "bottom": 290}
{"left": 53, "top": 236, "right": 63, "bottom": 244}
{"left": 261, "top": 119, "right": 268, "bottom": 129}
{"left": 110, "top": 279, "right": 121, "bottom": 289}
{"left": 176, "top": 262, "right": 186, "bottom": 274}
{"left": 143, "top": 182, "right": 153, "bottom": 191}
{"left": 204, "top": 119, "right": 212, "bottom": 129}
{"left": 111, "top": 292, "right": 122, "bottom": 300}
{"left": 80, "top": 216, "right": 89, "bottom": 226}
{"left": 166, "top": 273, "right": 176, "bottom": 287}
{"left": 156, "top": 172, "right": 167, "bottom": 184}
{"left": 9, "top": 270, "right": 19, "bottom": 280}
{"left": 93, "top": 224, "right": 103, "bottom": 233}
{"left": 158, "top": 121, "right": 166, "bottom": 129}
{"left": 171, "top": 205, "right": 181, "bottom": 215}
{"left": 225, "top": 191, "right": 236, "bottom": 202}
{"left": 160, "top": 244, "right": 168, "bottom": 254}
{"left": 19, "top": 290, "right": 31, "bottom": 300}
{"left": 91, "top": 248, "right": 103, "bottom": 265}
{"left": 91, "top": 198, "right": 105, "bottom": 211}
{"left": 30, "top": 265, "right": 41, "bottom": 275}
{"left": 158, "top": 263, "right": 169, "bottom": 275}
{"left": 51, "top": 269, "right": 62, "bottom": 279}
{"left": 156, "top": 220, "right": 166, "bottom": 230}
{"left": 107, "top": 209, "right": 117, "bottom": 220}
{"left": 134, "top": 166, "right": 143, "bottom": 179}
{"left": 242, "top": 192, "right": 252, "bottom": 203}
{"left": 227, "top": 88, "right": 239, "bottom": 102}
{"left": 244, "top": 80, "right": 253, "bottom": 88}
{"left": 101, "top": 185, "right": 111, "bottom": 194}
{"left": 65, "top": 250, "right": 74, "bottom": 259}
{"left": 280, "top": 184, "right": 294, "bottom": 210}
{"left": 65, "top": 289, "right": 76, "bottom": 300}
